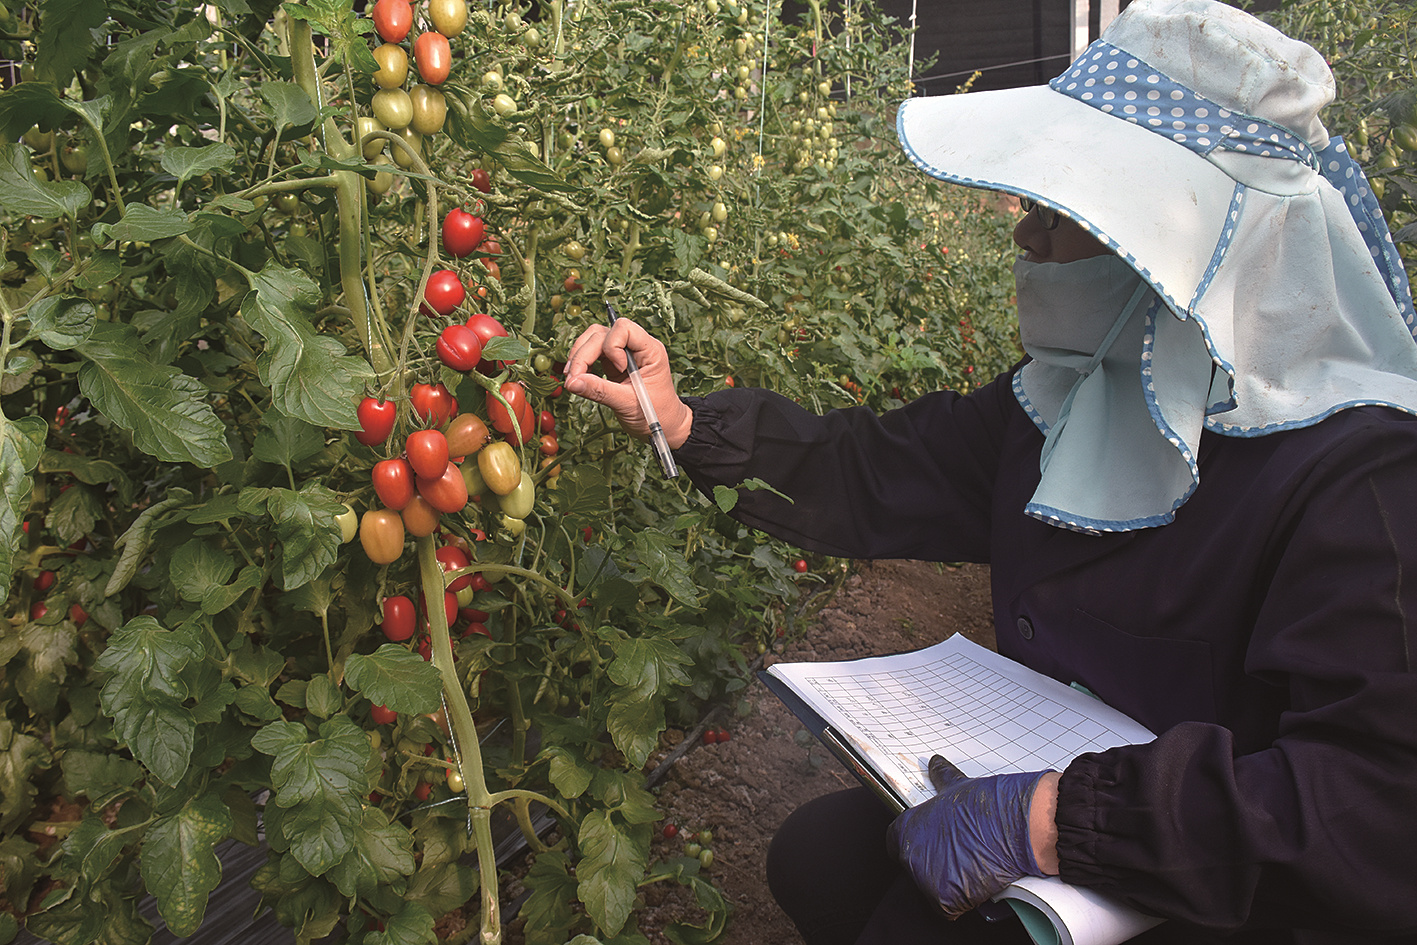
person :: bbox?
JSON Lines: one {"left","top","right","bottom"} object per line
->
{"left": 563, "top": 0, "right": 1417, "bottom": 942}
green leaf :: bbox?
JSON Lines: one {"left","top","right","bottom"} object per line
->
{"left": 0, "top": 719, "right": 51, "bottom": 833}
{"left": 139, "top": 793, "right": 233, "bottom": 937}
{"left": 60, "top": 750, "right": 144, "bottom": 807}
{"left": 170, "top": 538, "right": 237, "bottom": 604}
{"left": 93, "top": 617, "right": 204, "bottom": 785}
{"left": 251, "top": 716, "right": 369, "bottom": 876}
{"left": 589, "top": 769, "right": 660, "bottom": 825}
{"left": 48, "top": 484, "right": 100, "bottom": 546}
{"left": 0, "top": 80, "right": 72, "bottom": 142}
{"left": 442, "top": 85, "right": 575, "bottom": 194}
{"left": 160, "top": 142, "right": 239, "bottom": 189}
{"left": 104, "top": 491, "right": 192, "bottom": 597}
{"left": 520, "top": 850, "right": 578, "bottom": 945}
{"left": 633, "top": 529, "right": 699, "bottom": 605}
{"left": 0, "top": 415, "right": 46, "bottom": 609}
{"left": 326, "top": 807, "right": 415, "bottom": 898}
{"left": 247, "top": 483, "right": 345, "bottom": 590}
{"left": 34, "top": 0, "right": 109, "bottom": 87}
{"left": 367, "top": 901, "right": 436, "bottom": 945}
{"left": 556, "top": 466, "right": 611, "bottom": 520}
{"left": 76, "top": 323, "right": 233, "bottom": 467}
{"left": 712, "top": 484, "right": 738, "bottom": 513}
{"left": 41, "top": 449, "right": 135, "bottom": 506}
{"left": 542, "top": 745, "right": 593, "bottom": 799}
{"left": 260, "top": 80, "right": 320, "bottom": 134}
{"left": 344, "top": 645, "right": 442, "bottom": 715}
{"left": 27, "top": 296, "right": 96, "bottom": 350}
{"left": 605, "top": 696, "right": 662, "bottom": 771}
{"left": 253, "top": 410, "right": 326, "bottom": 466}
{"left": 242, "top": 264, "right": 374, "bottom": 429}
{"left": 74, "top": 248, "right": 123, "bottom": 291}
{"left": 200, "top": 565, "right": 265, "bottom": 615}
{"left": 0, "top": 143, "right": 90, "bottom": 219}
{"left": 107, "top": 204, "right": 193, "bottom": 243}
{"left": 576, "top": 811, "right": 647, "bottom": 936}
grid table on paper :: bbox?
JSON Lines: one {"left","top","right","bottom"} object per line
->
{"left": 804, "top": 650, "right": 1125, "bottom": 780}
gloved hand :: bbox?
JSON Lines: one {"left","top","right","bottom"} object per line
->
{"left": 886, "top": 755, "right": 1051, "bottom": 919}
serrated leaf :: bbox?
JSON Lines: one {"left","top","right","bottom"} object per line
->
{"left": 0, "top": 719, "right": 51, "bottom": 833}
{"left": 442, "top": 85, "right": 575, "bottom": 194}
{"left": 366, "top": 901, "right": 436, "bottom": 945}
{"left": 60, "top": 750, "right": 143, "bottom": 807}
{"left": 49, "top": 484, "right": 100, "bottom": 546}
{"left": 170, "top": 538, "right": 237, "bottom": 604}
{"left": 0, "top": 416, "right": 46, "bottom": 608}
{"left": 0, "top": 80, "right": 72, "bottom": 142}
{"left": 556, "top": 466, "right": 611, "bottom": 520}
{"left": 34, "top": 0, "right": 108, "bottom": 87}
{"left": 139, "top": 793, "right": 232, "bottom": 937}
{"left": 27, "top": 296, "right": 96, "bottom": 350}
{"left": 520, "top": 850, "right": 579, "bottom": 944}
{"left": 633, "top": 529, "right": 698, "bottom": 605}
{"left": 76, "top": 323, "right": 232, "bottom": 467}
{"left": 542, "top": 745, "right": 593, "bottom": 799}
{"left": 41, "top": 449, "right": 135, "bottom": 506}
{"left": 104, "top": 491, "right": 192, "bottom": 597}
{"left": 575, "top": 811, "right": 646, "bottom": 935}
{"left": 252, "top": 716, "right": 368, "bottom": 876}
{"left": 326, "top": 807, "right": 415, "bottom": 898}
{"left": 0, "top": 143, "right": 90, "bottom": 218}
{"left": 160, "top": 142, "right": 238, "bottom": 189}
{"left": 605, "top": 696, "right": 662, "bottom": 770}
{"left": 343, "top": 645, "right": 442, "bottom": 714}
{"left": 260, "top": 80, "right": 319, "bottom": 133}
{"left": 253, "top": 410, "right": 325, "bottom": 465}
{"left": 107, "top": 204, "right": 192, "bottom": 243}
{"left": 202, "top": 565, "right": 265, "bottom": 615}
{"left": 93, "top": 617, "right": 204, "bottom": 784}
{"left": 242, "top": 264, "right": 374, "bottom": 429}
{"left": 267, "top": 483, "right": 345, "bottom": 590}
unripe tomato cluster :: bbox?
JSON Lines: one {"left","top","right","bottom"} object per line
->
{"left": 363, "top": 0, "right": 469, "bottom": 187}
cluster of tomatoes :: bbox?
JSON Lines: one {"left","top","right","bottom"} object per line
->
{"left": 361, "top": 0, "right": 469, "bottom": 191}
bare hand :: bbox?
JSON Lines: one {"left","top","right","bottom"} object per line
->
{"left": 563, "top": 317, "right": 694, "bottom": 449}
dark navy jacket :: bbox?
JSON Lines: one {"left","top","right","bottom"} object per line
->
{"left": 675, "top": 372, "right": 1417, "bottom": 942}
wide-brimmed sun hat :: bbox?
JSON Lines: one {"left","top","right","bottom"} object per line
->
{"left": 896, "top": 0, "right": 1417, "bottom": 533}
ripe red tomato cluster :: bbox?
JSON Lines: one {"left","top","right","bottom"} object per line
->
{"left": 702, "top": 727, "right": 731, "bottom": 745}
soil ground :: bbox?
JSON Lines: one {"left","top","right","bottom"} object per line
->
{"left": 635, "top": 559, "right": 996, "bottom": 945}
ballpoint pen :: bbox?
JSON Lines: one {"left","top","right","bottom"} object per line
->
{"left": 604, "top": 301, "right": 679, "bottom": 479}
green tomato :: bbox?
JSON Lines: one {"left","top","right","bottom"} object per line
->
{"left": 499, "top": 472, "right": 536, "bottom": 519}
{"left": 684, "top": 842, "right": 702, "bottom": 858}
{"left": 493, "top": 93, "right": 518, "bottom": 118}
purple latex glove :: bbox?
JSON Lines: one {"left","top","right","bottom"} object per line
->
{"left": 886, "top": 755, "right": 1050, "bottom": 919}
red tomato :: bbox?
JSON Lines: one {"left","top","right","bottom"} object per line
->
{"left": 54, "top": 404, "right": 69, "bottom": 428}
{"left": 487, "top": 382, "right": 529, "bottom": 436}
{"left": 405, "top": 429, "right": 450, "bottom": 479}
{"left": 381, "top": 595, "right": 416, "bottom": 642}
{"left": 371, "top": 0, "right": 412, "bottom": 42}
{"left": 482, "top": 238, "right": 502, "bottom": 257}
{"left": 437, "top": 546, "right": 474, "bottom": 592}
{"left": 410, "top": 382, "right": 457, "bottom": 425}
{"left": 462, "top": 621, "right": 491, "bottom": 638}
{"left": 372, "top": 458, "right": 416, "bottom": 510}
{"left": 442, "top": 208, "right": 485, "bottom": 258}
{"left": 465, "top": 312, "right": 508, "bottom": 347}
{"left": 69, "top": 604, "right": 88, "bottom": 627}
{"left": 421, "top": 270, "right": 466, "bottom": 318}
{"left": 416, "top": 463, "right": 469, "bottom": 514}
{"left": 371, "top": 704, "right": 399, "bottom": 725}
{"left": 356, "top": 397, "right": 397, "bottom": 446}
{"left": 436, "top": 324, "right": 484, "bottom": 372}
{"left": 413, "top": 31, "right": 451, "bottom": 85}
{"left": 35, "top": 570, "right": 55, "bottom": 593}
{"left": 537, "top": 410, "right": 556, "bottom": 434}
{"left": 471, "top": 168, "right": 492, "bottom": 193}
{"left": 538, "top": 433, "right": 559, "bottom": 456}
{"left": 30, "top": 601, "right": 47, "bottom": 620}
{"left": 459, "top": 606, "right": 490, "bottom": 623}
{"left": 793, "top": 558, "right": 808, "bottom": 573}
{"left": 413, "top": 781, "right": 432, "bottom": 801}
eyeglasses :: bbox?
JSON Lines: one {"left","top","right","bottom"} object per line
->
{"left": 1018, "top": 197, "right": 1060, "bottom": 231}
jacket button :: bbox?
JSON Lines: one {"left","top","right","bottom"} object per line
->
{"left": 1016, "top": 616, "right": 1034, "bottom": 640}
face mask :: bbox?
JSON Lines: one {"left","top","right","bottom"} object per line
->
{"left": 1015, "top": 254, "right": 1147, "bottom": 369}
